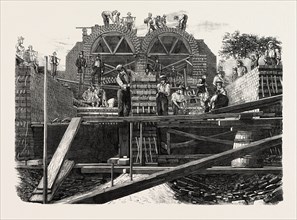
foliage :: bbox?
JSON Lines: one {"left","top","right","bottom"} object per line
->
{"left": 219, "top": 31, "right": 282, "bottom": 59}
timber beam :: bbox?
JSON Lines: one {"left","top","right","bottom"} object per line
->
{"left": 55, "top": 134, "right": 281, "bottom": 204}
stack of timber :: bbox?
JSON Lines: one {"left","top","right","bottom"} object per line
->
{"left": 29, "top": 117, "right": 81, "bottom": 203}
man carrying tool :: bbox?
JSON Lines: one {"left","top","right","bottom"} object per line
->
{"left": 116, "top": 64, "right": 131, "bottom": 117}
{"left": 156, "top": 75, "right": 170, "bottom": 115}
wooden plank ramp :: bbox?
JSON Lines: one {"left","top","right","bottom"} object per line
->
{"left": 36, "top": 117, "right": 82, "bottom": 191}
{"left": 54, "top": 134, "right": 281, "bottom": 204}
{"left": 29, "top": 160, "right": 75, "bottom": 203}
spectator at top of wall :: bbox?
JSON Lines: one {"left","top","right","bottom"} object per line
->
{"left": 114, "top": 12, "right": 122, "bottom": 25}
{"left": 234, "top": 60, "right": 248, "bottom": 78}
{"left": 144, "top": 13, "right": 155, "bottom": 33}
{"left": 16, "top": 36, "right": 25, "bottom": 60}
{"left": 161, "top": 15, "right": 167, "bottom": 27}
{"left": 250, "top": 53, "right": 259, "bottom": 70}
{"left": 124, "top": 12, "right": 135, "bottom": 31}
{"left": 101, "top": 10, "right": 118, "bottom": 27}
{"left": 155, "top": 15, "right": 163, "bottom": 28}
{"left": 178, "top": 14, "right": 188, "bottom": 31}
{"left": 264, "top": 40, "right": 281, "bottom": 65}
{"left": 24, "top": 45, "right": 39, "bottom": 72}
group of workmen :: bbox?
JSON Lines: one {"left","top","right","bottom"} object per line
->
{"left": 75, "top": 51, "right": 230, "bottom": 116}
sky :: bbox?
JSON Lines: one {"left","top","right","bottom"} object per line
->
{"left": 1, "top": 1, "right": 295, "bottom": 70}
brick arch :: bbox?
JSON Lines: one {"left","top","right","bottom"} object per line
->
{"left": 141, "top": 27, "right": 199, "bottom": 55}
{"left": 83, "top": 24, "right": 140, "bottom": 56}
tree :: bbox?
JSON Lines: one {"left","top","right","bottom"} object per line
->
{"left": 219, "top": 31, "right": 282, "bottom": 60}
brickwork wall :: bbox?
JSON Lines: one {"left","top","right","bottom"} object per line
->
{"left": 64, "top": 42, "right": 83, "bottom": 81}
{"left": 32, "top": 124, "right": 119, "bottom": 163}
{"left": 225, "top": 67, "right": 260, "bottom": 105}
{"left": 31, "top": 72, "right": 76, "bottom": 122}
{"left": 225, "top": 65, "right": 283, "bottom": 107}
{"left": 15, "top": 66, "right": 34, "bottom": 160}
{"left": 15, "top": 65, "right": 77, "bottom": 159}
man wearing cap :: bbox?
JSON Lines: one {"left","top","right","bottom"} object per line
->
{"left": 171, "top": 85, "right": 187, "bottom": 115}
{"left": 197, "top": 75, "right": 209, "bottom": 108}
{"left": 91, "top": 55, "right": 104, "bottom": 85}
{"left": 116, "top": 64, "right": 131, "bottom": 116}
{"left": 156, "top": 75, "right": 170, "bottom": 115}
{"left": 264, "top": 41, "right": 281, "bottom": 65}
{"left": 50, "top": 52, "right": 59, "bottom": 79}
{"left": 75, "top": 52, "right": 87, "bottom": 90}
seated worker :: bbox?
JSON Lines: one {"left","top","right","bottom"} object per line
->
{"left": 82, "top": 86, "right": 99, "bottom": 107}
{"left": 171, "top": 85, "right": 187, "bottom": 115}
{"left": 209, "top": 81, "right": 229, "bottom": 110}
{"left": 94, "top": 85, "right": 107, "bottom": 107}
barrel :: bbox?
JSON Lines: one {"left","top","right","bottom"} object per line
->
{"left": 231, "top": 131, "right": 263, "bottom": 168}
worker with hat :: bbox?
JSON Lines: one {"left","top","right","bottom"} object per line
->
{"left": 75, "top": 51, "right": 87, "bottom": 93}
{"left": 171, "top": 85, "right": 187, "bottom": 115}
{"left": 91, "top": 55, "right": 104, "bottom": 85}
{"left": 156, "top": 75, "right": 170, "bottom": 115}
{"left": 50, "top": 51, "right": 60, "bottom": 79}
{"left": 116, "top": 64, "right": 131, "bottom": 116}
{"left": 264, "top": 40, "right": 281, "bottom": 65}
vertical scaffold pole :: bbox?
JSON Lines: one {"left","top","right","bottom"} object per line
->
{"left": 43, "top": 56, "right": 48, "bottom": 204}
{"left": 129, "top": 122, "right": 133, "bottom": 181}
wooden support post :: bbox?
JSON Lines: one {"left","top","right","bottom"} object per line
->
{"left": 184, "top": 68, "right": 187, "bottom": 88}
{"left": 111, "top": 163, "right": 114, "bottom": 187}
{"left": 261, "top": 75, "right": 265, "bottom": 98}
{"left": 43, "top": 56, "right": 48, "bottom": 204}
{"left": 166, "top": 131, "right": 171, "bottom": 155}
{"left": 129, "top": 122, "right": 133, "bottom": 181}
{"left": 266, "top": 75, "right": 271, "bottom": 96}
{"left": 139, "top": 122, "right": 144, "bottom": 166}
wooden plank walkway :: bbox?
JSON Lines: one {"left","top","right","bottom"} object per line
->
{"left": 36, "top": 117, "right": 81, "bottom": 190}
{"left": 79, "top": 164, "right": 282, "bottom": 175}
{"left": 54, "top": 134, "right": 281, "bottom": 204}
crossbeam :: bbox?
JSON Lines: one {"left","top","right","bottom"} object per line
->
{"left": 211, "top": 94, "right": 282, "bottom": 114}
{"left": 168, "top": 129, "right": 234, "bottom": 146}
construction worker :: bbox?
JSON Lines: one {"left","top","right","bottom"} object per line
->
{"left": 91, "top": 55, "right": 104, "bottom": 85}
{"left": 209, "top": 81, "right": 228, "bottom": 110}
{"left": 75, "top": 52, "right": 87, "bottom": 92}
{"left": 264, "top": 40, "right": 281, "bottom": 65}
{"left": 156, "top": 75, "right": 170, "bottom": 115}
{"left": 101, "top": 10, "right": 118, "bottom": 27}
{"left": 171, "top": 85, "right": 187, "bottom": 115}
{"left": 50, "top": 52, "right": 60, "bottom": 79}
{"left": 116, "top": 64, "right": 131, "bottom": 116}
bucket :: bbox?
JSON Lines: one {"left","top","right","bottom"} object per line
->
{"left": 231, "top": 131, "right": 263, "bottom": 168}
